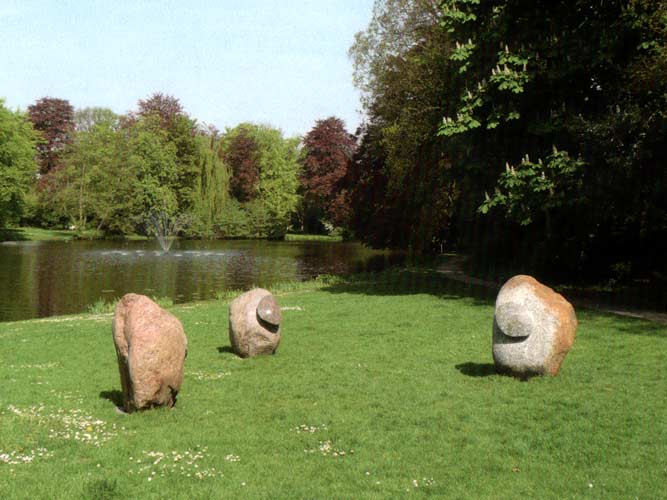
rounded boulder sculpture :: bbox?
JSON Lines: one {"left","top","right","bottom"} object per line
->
{"left": 492, "top": 275, "right": 577, "bottom": 377}
{"left": 229, "top": 288, "right": 282, "bottom": 358}
{"left": 112, "top": 294, "right": 187, "bottom": 412}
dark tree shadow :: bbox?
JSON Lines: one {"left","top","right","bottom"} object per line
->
{"left": 615, "top": 320, "right": 667, "bottom": 337}
{"left": 0, "top": 229, "right": 28, "bottom": 242}
{"left": 455, "top": 362, "right": 497, "bottom": 378}
{"left": 217, "top": 346, "right": 235, "bottom": 354}
{"left": 99, "top": 390, "right": 124, "bottom": 408}
{"left": 320, "top": 266, "right": 498, "bottom": 309}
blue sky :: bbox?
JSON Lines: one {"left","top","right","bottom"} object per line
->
{"left": 1, "top": 0, "right": 374, "bottom": 137}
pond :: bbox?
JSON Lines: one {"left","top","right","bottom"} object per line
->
{"left": 0, "top": 239, "right": 402, "bottom": 322}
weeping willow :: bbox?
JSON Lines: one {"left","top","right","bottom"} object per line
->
{"left": 192, "top": 134, "right": 230, "bottom": 237}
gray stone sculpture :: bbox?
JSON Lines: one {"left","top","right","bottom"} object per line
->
{"left": 229, "top": 288, "right": 282, "bottom": 358}
{"left": 492, "top": 275, "right": 577, "bottom": 377}
{"left": 112, "top": 294, "right": 187, "bottom": 412}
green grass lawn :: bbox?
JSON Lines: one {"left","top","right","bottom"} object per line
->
{"left": 284, "top": 233, "right": 344, "bottom": 242}
{"left": 0, "top": 227, "right": 81, "bottom": 242}
{"left": 1, "top": 271, "right": 665, "bottom": 499}
{"left": 0, "top": 227, "right": 150, "bottom": 242}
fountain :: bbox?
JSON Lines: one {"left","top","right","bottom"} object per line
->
{"left": 146, "top": 210, "right": 186, "bottom": 252}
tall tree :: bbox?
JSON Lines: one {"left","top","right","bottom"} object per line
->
{"left": 0, "top": 100, "right": 39, "bottom": 226}
{"left": 189, "top": 132, "right": 230, "bottom": 237}
{"left": 224, "top": 126, "right": 260, "bottom": 203}
{"left": 349, "top": 0, "right": 456, "bottom": 251}
{"left": 300, "top": 117, "right": 356, "bottom": 231}
{"left": 47, "top": 113, "right": 119, "bottom": 231}
{"left": 219, "top": 123, "right": 301, "bottom": 238}
{"left": 27, "top": 97, "right": 75, "bottom": 174}
{"left": 136, "top": 93, "right": 199, "bottom": 211}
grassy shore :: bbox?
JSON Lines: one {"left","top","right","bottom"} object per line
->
{"left": 1, "top": 228, "right": 338, "bottom": 244}
{"left": 0, "top": 227, "right": 83, "bottom": 242}
{"left": 1, "top": 271, "right": 665, "bottom": 499}
{"left": 284, "top": 233, "right": 344, "bottom": 242}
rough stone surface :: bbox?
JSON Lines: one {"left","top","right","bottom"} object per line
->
{"left": 492, "top": 275, "right": 577, "bottom": 377}
{"left": 112, "top": 294, "right": 187, "bottom": 412}
{"left": 229, "top": 288, "right": 282, "bottom": 358}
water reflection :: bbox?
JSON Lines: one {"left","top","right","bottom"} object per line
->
{"left": 0, "top": 239, "right": 402, "bottom": 322}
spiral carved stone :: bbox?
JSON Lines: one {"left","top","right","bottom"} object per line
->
{"left": 229, "top": 288, "right": 282, "bottom": 358}
{"left": 492, "top": 275, "right": 577, "bottom": 377}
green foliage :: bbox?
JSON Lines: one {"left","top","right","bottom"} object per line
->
{"left": 87, "top": 295, "right": 172, "bottom": 314}
{"left": 351, "top": 0, "right": 667, "bottom": 279}
{"left": 74, "top": 107, "right": 119, "bottom": 133}
{"left": 220, "top": 124, "right": 301, "bottom": 238}
{"left": 19, "top": 94, "right": 301, "bottom": 241}
{"left": 86, "top": 298, "right": 116, "bottom": 314}
{"left": 43, "top": 110, "right": 119, "bottom": 231}
{"left": 436, "top": 2, "right": 533, "bottom": 137}
{"left": 187, "top": 134, "right": 230, "bottom": 238}
{"left": 479, "top": 149, "right": 586, "bottom": 228}
{"left": 0, "top": 101, "right": 39, "bottom": 226}
{"left": 349, "top": 1, "right": 458, "bottom": 252}
{"left": 127, "top": 116, "right": 180, "bottom": 219}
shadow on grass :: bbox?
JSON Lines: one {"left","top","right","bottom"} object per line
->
{"left": 455, "top": 362, "right": 497, "bottom": 378}
{"left": 614, "top": 320, "right": 667, "bottom": 337}
{"left": 320, "top": 268, "right": 498, "bottom": 309}
{"left": 99, "top": 390, "right": 124, "bottom": 408}
{"left": 319, "top": 267, "right": 667, "bottom": 332}
{"left": 579, "top": 311, "right": 667, "bottom": 338}
{"left": 217, "top": 346, "right": 235, "bottom": 354}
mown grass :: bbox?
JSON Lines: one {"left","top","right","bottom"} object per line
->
{"left": 0, "top": 227, "right": 80, "bottom": 242}
{"left": 0, "top": 270, "right": 665, "bottom": 499}
{"left": 0, "top": 227, "right": 151, "bottom": 242}
{"left": 284, "top": 233, "right": 344, "bottom": 242}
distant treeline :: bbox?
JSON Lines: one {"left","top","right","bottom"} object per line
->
{"left": 0, "top": 94, "right": 355, "bottom": 240}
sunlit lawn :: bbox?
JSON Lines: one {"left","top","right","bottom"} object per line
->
{"left": 284, "top": 233, "right": 344, "bottom": 242}
{"left": 0, "top": 227, "right": 78, "bottom": 242}
{"left": 0, "top": 227, "right": 150, "bottom": 243}
{"left": 1, "top": 271, "right": 665, "bottom": 499}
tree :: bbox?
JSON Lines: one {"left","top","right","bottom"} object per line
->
{"left": 349, "top": 0, "right": 456, "bottom": 251}
{"left": 300, "top": 117, "right": 356, "bottom": 231}
{"left": 0, "top": 100, "right": 39, "bottom": 226}
{"left": 47, "top": 112, "right": 119, "bottom": 231}
{"left": 136, "top": 93, "right": 199, "bottom": 211}
{"left": 74, "top": 107, "right": 119, "bottom": 133}
{"left": 219, "top": 124, "right": 301, "bottom": 238}
{"left": 189, "top": 132, "right": 230, "bottom": 237}
{"left": 137, "top": 92, "right": 185, "bottom": 129}
{"left": 253, "top": 126, "right": 301, "bottom": 237}
{"left": 350, "top": 0, "right": 667, "bottom": 279}
{"left": 27, "top": 97, "right": 75, "bottom": 174}
{"left": 433, "top": 0, "right": 667, "bottom": 278}
{"left": 127, "top": 116, "right": 180, "bottom": 220}
{"left": 224, "top": 126, "right": 261, "bottom": 203}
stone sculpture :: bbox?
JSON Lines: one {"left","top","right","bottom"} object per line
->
{"left": 112, "top": 294, "right": 187, "bottom": 412}
{"left": 492, "top": 275, "right": 577, "bottom": 377}
{"left": 229, "top": 288, "right": 282, "bottom": 358}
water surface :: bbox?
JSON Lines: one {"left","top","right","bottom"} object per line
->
{"left": 0, "top": 239, "right": 401, "bottom": 322}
